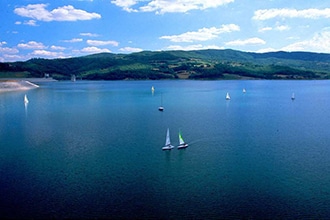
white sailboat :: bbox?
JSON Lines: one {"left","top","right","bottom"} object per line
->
{"left": 151, "top": 86, "right": 155, "bottom": 93}
{"left": 162, "top": 128, "right": 174, "bottom": 150}
{"left": 226, "top": 92, "right": 231, "bottom": 100}
{"left": 177, "top": 131, "right": 188, "bottom": 149}
{"left": 243, "top": 88, "right": 246, "bottom": 93}
{"left": 158, "top": 93, "right": 164, "bottom": 111}
{"left": 291, "top": 93, "right": 295, "bottom": 100}
{"left": 24, "top": 94, "right": 29, "bottom": 104}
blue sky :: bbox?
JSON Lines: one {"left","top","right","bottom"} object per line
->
{"left": 1, "top": 0, "right": 330, "bottom": 62}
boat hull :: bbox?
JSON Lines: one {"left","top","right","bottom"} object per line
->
{"left": 177, "top": 144, "right": 188, "bottom": 149}
{"left": 162, "top": 145, "right": 174, "bottom": 150}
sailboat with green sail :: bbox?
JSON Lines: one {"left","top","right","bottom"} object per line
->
{"left": 177, "top": 130, "right": 188, "bottom": 149}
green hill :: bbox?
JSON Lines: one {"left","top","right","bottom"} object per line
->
{"left": 1, "top": 49, "right": 330, "bottom": 80}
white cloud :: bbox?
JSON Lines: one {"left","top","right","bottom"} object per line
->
{"left": 160, "top": 24, "right": 240, "bottom": 42}
{"left": 225, "top": 37, "right": 266, "bottom": 46}
{"left": 62, "top": 38, "right": 83, "bottom": 43}
{"left": 111, "top": 0, "right": 138, "bottom": 12}
{"left": 256, "top": 47, "right": 278, "bottom": 53}
{"left": 14, "top": 4, "right": 101, "bottom": 22}
{"left": 1, "top": 54, "right": 25, "bottom": 62}
{"left": 17, "top": 41, "right": 46, "bottom": 49}
{"left": 80, "top": 32, "right": 100, "bottom": 37}
{"left": 14, "top": 4, "right": 52, "bottom": 21}
{"left": 253, "top": 8, "right": 330, "bottom": 20}
{"left": 0, "top": 47, "right": 19, "bottom": 54}
{"left": 15, "top": 20, "right": 38, "bottom": 26}
{"left": 0, "top": 42, "right": 7, "bottom": 46}
{"left": 111, "top": 0, "right": 234, "bottom": 14}
{"left": 50, "top": 45, "right": 66, "bottom": 50}
{"left": 119, "top": 47, "right": 143, "bottom": 52}
{"left": 281, "top": 29, "right": 330, "bottom": 53}
{"left": 31, "top": 50, "right": 64, "bottom": 57}
{"left": 165, "top": 44, "right": 223, "bottom": 51}
{"left": 275, "top": 25, "right": 290, "bottom": 31}
{"left": 87, "top": 40, "right": 119, "bottom": 46}
{"left": 258, "top": 24, "right": 290, "bottom": 32}
{"left": 258, "top": 27, "right": 273, "bottom": 32}
{"left": 81, "top": 47, "right": 111, "bottom": 53}
{"left": 24, "top": 20, "right": 38, "bottom": 26}
{"left": 51, "top": 5, "right": 101, "bottom": 21}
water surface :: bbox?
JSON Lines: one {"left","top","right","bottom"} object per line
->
{"left": 1, "top": 80, "right": 330, "bottom": 219}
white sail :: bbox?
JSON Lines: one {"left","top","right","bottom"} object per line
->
{"left": 165, "top": 128, "right": 171, "bottom": 146}
{"left": 24, "top": 94, "right": 29, "bottom": 104}
{"left": 226, "top": 92, "right": 230, "bottom": 100}
{"left": 243, "top": 88, "right": 246, "bottom": 93}
{"left": 162, "top": 128, "right": 174, "bottom": 150}
{"left": 151, "top": 86, "right": 155, "bottom": 93}
{"left": 291, "top": 93, "right": 295, "bottom": 100}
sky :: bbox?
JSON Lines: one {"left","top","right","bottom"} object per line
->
{"left": 1, "top": 0, "right": 330, "bottom": 62}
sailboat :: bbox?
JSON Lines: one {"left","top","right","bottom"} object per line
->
{"left": 151, "top": 86, "right": 155, "bottom": 93}
{"left": 162, "top": 128, "right": 174, "bottom": 150}
{"left": 158, "top": 93, "right": 164, "bottom": 111}
{"left": 291, "top": 93, "right": 295, "bottom": 101}
{"left": 24, "top": 94, "right": 29, "bottom": 104}
{"left": 243, "top": 88, "right": 246, "bottom": 93}
{"left": 226, "top": 92, "right": 231, "bottom": 100}
{"left": 177, "top": 131, "right": 188, "bottom": 149}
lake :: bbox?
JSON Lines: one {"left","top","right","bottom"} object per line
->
{"left": 1, "top": 80, "right": 330, "bottom": 219}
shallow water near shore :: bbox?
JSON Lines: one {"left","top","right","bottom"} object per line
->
{"left": 1, "top": 80, "right": 330, "bottom": 219}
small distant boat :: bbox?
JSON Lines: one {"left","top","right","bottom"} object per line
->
{"left": 291, "top": 93, "right": 295, "bottom": 100}
{"left": 71, "top": 74, "right": 76, "bottom": 82}
{"left": 151, "top": 86, "right": 155, "bottom": 93}
{"left": 158, "top": 93, "right": 164, "bottom": 111}
{"left": 243, "top": 88, "right": 246, "bottom": 93}
{"left": 226, "top": 92, "right": 231, "bottom": 100}
{"left": 177, "top": 131, "right": 188, "bottom": 149}
{"left": 162, "top": 128, "right": 174, "bottom": 150}
{"left": 24, "top": 94, "right": 29, "bottom": 104}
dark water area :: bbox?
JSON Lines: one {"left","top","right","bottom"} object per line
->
{"left": 1, "top": 80, "right": 330, "bottom": 219}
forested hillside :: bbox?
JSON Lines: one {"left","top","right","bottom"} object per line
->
{"left": 1, "top": 49, "right": 330, "bottom": 80}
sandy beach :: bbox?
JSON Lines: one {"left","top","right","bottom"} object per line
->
{"left": 0, "top": 78, "right": 56, "bottom": 92}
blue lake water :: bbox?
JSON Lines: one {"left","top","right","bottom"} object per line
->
{"left": 1, "top": 80, "right": 330, "bottom": 219}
